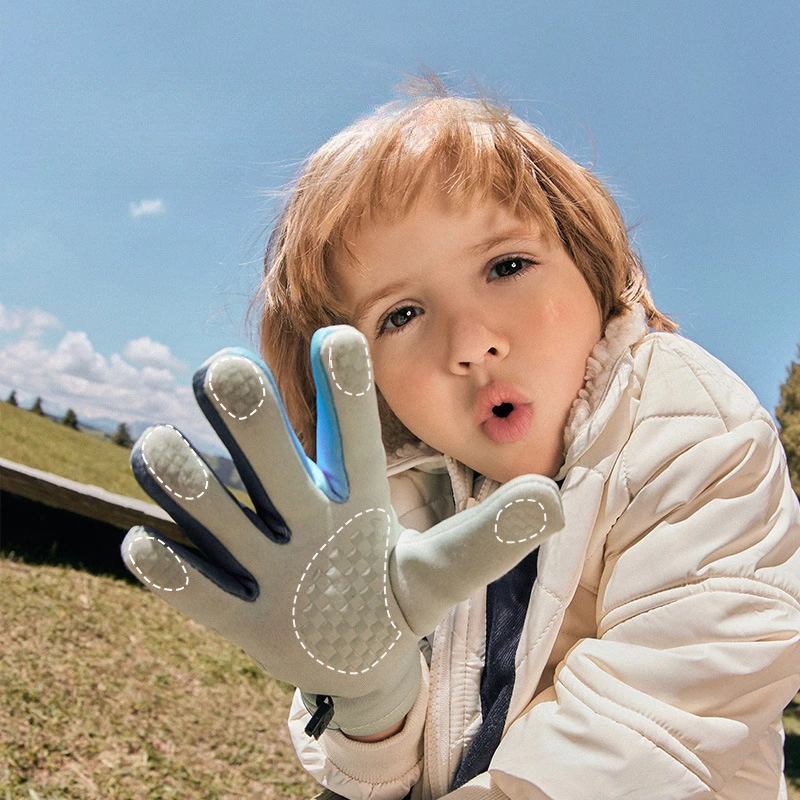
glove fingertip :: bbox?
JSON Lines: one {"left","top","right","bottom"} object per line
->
{"left": 121, "top": 526, "right": 192, "bottom": 594}
{"left": 505, "top": 474, "right": 565, "bottom": 525}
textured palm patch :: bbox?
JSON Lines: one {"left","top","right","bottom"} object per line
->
{"left": 292, "top": 508, "right": 401, "bottom": 674}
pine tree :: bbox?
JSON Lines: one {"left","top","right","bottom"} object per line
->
{"left": 6, "top": 389, "right": 17, "bottom": 406}
{"left": 29, "top": 396, "right": 45, "bottom": 416}
{"left": 62, "top": 408, "right": 79, "bottom": 429}
{"left": 112, "top": 422, "right": 134, "bottom": 448}
{"left": 776, "top": 344, "right": 800, "bottom": 497}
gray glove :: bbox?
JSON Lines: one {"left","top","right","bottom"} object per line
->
{"left": 121, "top": 325, "right": 564, "bottom": 737}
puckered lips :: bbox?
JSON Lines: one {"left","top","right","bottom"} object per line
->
{"left": 474, "top": 382, "right": 533, "bottom": 444}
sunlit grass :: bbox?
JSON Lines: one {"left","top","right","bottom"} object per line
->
{"left": 0, "top": 401, "right": 251, "bottom": 508}
{"left": 0, "top": 402, "right": 151, "bottom": 502}
{"left": 0, "top": 557, "right": 318, "bottom": 799}
{"left": 784, "top": 695, "right": 800, "bottom": 799}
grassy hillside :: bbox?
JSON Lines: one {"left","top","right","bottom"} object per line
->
{"left": 0, "top": 402, "right": 151, "bottom": 503}
{"left": 0, "top": 557, "right": 318, "bottom": 799}
{"left": 0, "top": 402, "right": 250, "bottom": 508}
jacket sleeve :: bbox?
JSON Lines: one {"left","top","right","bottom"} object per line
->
{"left": 484, "top": 413, "right": 800, "bottom": 799}
{"left": 288, "top": 650, "right": 429, "bottom": 800}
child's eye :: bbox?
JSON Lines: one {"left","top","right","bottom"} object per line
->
{"left": 489, "top": 256, "right": 536, "bottom": 281}
{"left": 377, "top": 305, "right": 423, "bottom": 337}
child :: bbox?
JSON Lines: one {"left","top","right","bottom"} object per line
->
{"left": 124, "top": 81, "right": 800, "bottom": 799}
{"left": 259, "top": 85, "right": 800, "bottom": 798}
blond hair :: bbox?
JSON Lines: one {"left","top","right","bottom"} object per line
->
{"left": 256, "top": 82, "right": 675, "bottom": 458}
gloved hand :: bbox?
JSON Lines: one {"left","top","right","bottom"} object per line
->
{"left": 121, "top": 325, "right": 565, "bottom": 738}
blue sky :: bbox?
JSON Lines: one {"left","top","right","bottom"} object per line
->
{"left": 2, "top": 1, "right": 798, "bottom": 453}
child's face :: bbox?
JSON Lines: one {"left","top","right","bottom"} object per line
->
{"left": 334, "top": 187, "right": 603, "bottom": 482}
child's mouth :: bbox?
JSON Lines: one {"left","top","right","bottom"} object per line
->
{"left": 483, "top": 402, "right": 533, "bottom": 443}
{"left": 475, "top": 383, "right": 533, "bottom": 444}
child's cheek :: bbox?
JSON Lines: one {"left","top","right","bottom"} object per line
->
{"left": 541, "top": 297, "right": 565, "bottom": 322}
{"left": 374, "top": 358, "right": 416, "bottom": 416}
{"left": 377, "top": 360, "right": 436, "bottom": 437}
{"left": 540, "top": 292, "right": 587, "bottom": 330}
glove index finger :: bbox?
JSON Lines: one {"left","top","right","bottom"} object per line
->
{"left": 310, "top": 326, "right": 388, "bottom": 504}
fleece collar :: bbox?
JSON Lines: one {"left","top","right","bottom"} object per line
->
{"left": 385, "top": 303, "right": 650, "bottom": 506}
{"left": 562, "top": 303, "right": 649, "bottom": 456}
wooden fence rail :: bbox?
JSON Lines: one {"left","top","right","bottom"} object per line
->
{"left": 0, "top": 456, "right": 185, "bottom": 543}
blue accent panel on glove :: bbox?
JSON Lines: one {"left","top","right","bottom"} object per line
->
{"left": 310, "top": 328, "right": 349, "bottom": 503}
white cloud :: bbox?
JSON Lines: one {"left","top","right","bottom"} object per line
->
{"left": 123, "top": 336, "right": 187, "bottom": 372}
{"left": 0, "top": 304, "right": 220, "bottom": 453}
{"left": 129, "top": 198, "right": 166, "bottom": 218}
{"left": 0, "top": 301, "right": 59, "bottom": 337}
{"left": 27, "top": 308, "right": 61, "bottom": 338}
{"left": 48, "top": 331, "right": 108, "bottom": 381}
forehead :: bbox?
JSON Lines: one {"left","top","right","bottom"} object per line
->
{"left": 339, "top": 188, "right": 545, "bottom": 273}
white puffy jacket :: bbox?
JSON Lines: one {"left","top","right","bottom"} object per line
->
{"left": 289, "top": 305, "right": 800, "bottom": 799}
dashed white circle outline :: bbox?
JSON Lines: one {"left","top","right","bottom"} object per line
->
{"left": 141, "top": 426, "right": 209, "bottom": 501}
{"left": 327, "top": 339, "right": 373, "bottom": 396}
{"left": 291, "top": 507, "right": 401, "bottom": 675}
{"left": 494, "top": 498, "right": 548, "bottom": 544}
{"left": 207, "top": 356, "right": 267, "bottom": 420}
{"left": 126, "top": 532, "right": 189, "bottom": 592}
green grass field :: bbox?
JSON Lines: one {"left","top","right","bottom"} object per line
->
{"left": 1, "top": 404, "right": 316, "bottom": 797}
{"left": 0, "top": 401, "right": 251, "bottom": 507}
{"left": 0, "top": 402, "right": 151, "bottom": 502}
{"left": 0, "top": 557, "right": 317, "bottom": 799}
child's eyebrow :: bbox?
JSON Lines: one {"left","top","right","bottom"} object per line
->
{"left": 352, "top": 278, "right": 414, "bottom": 325}
{"left": 467, "top": 226, "right": 542, "bottom": 256}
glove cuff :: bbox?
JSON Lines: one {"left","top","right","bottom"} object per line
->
{"left": 301, "top": 649, "right": 421, "bottom": 737}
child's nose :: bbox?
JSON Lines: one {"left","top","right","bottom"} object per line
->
{"left": 445, "top": 315, "right": 510, "bottom": 374}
